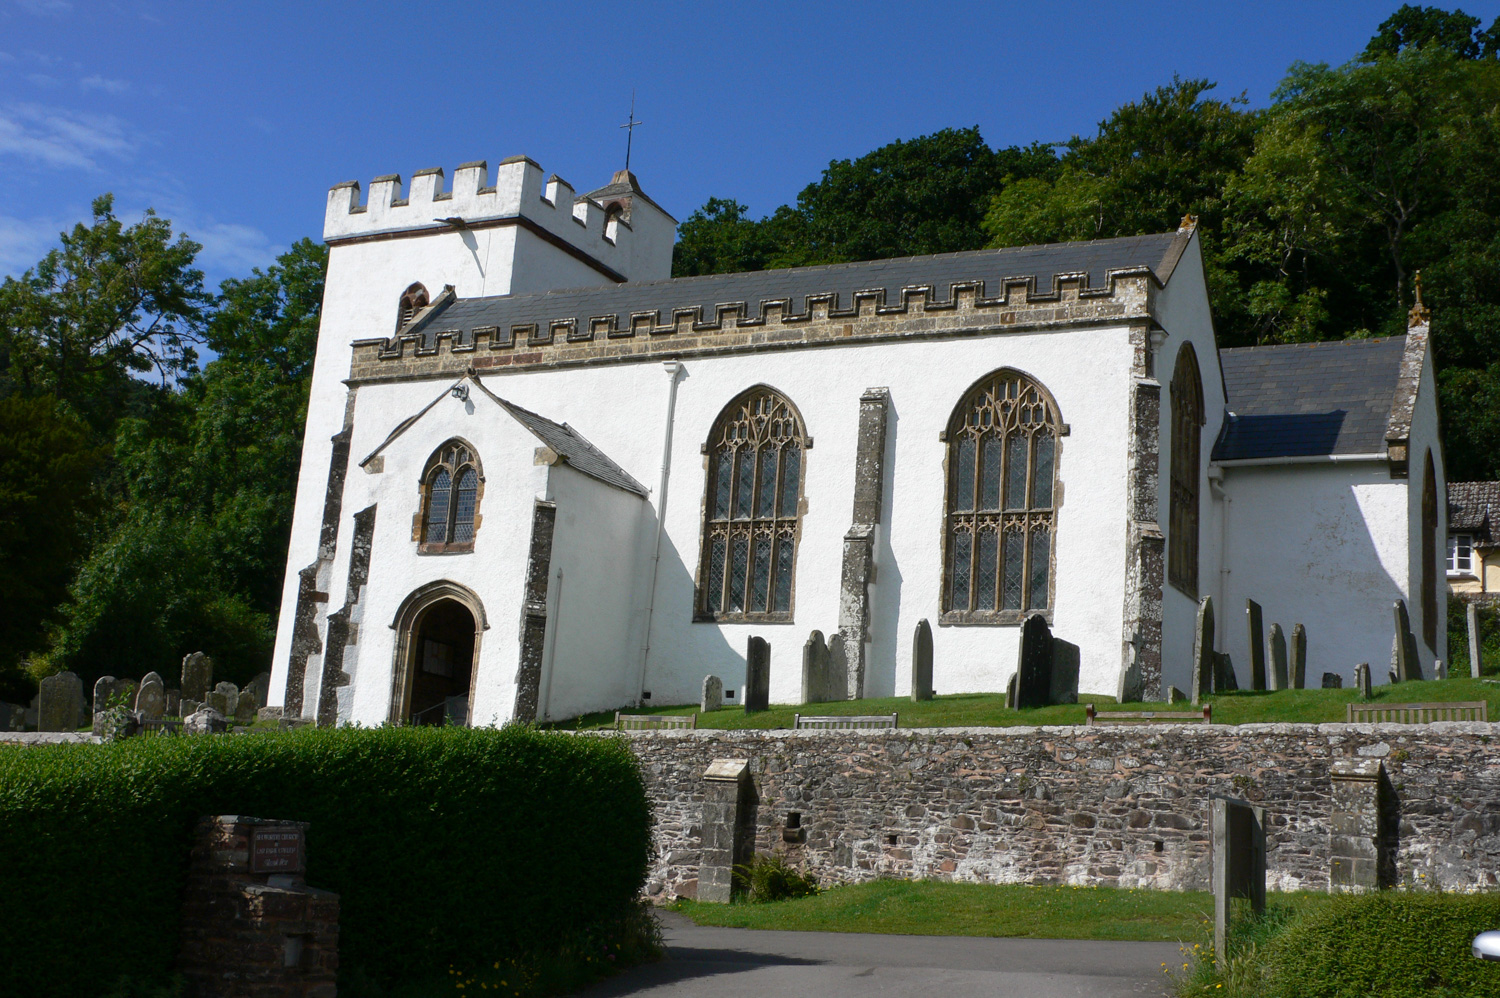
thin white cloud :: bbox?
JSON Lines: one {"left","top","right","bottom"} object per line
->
{"left": 26, "top": 72, "right": 60, "bottom": 87}
{"left": 0, "top": 103, "right": 135, "bottom": 169}
{"left": 187, "top": 219, "right": 281, "bottom": 278}
{"left": 15, "top": 0, "right": 72, "bottom": 15}
{"left": 79, "top": 74, "right": 127, "bottom": 94}
{"left": 0, "top": 211, "right": 68, "bottom": 278}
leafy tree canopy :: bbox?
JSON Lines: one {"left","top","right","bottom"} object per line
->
{"left": 1362, "top": 3, "right": 1500, "bottom": 60}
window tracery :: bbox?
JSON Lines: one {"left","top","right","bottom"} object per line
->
{"left": 418, "top": 440, "right": 482, "bottom": 553}
{"left": 1168, "top": 344, "right": 1204, "bottom": 596}
{"left": 942, "top": 369, "right": 1061, "bottom": 623}
{"left": 697, "top": 387, "right": 808, "bottom": 621}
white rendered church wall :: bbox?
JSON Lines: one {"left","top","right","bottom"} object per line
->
{"left": 1220, "top": 462, "right": 1410, "bottom": 687}
{"left": 1404, "top": 346, "right": 1447, "bottom": 671}
{"left": 1152, "top": 235, "right": 1229, "bottom": 695}
{"left": 536, "top": 463, "right": 649, "bottom": 722}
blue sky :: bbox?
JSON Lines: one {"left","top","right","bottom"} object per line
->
{"left": 2, "top": 0, "right": 1495, "bottom": 287}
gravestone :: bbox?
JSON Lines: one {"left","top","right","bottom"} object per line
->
{"left": 135, "top": 672, "right": 166, "bottom": 721}
{"left": 240, "top": 672, "right": 271, "bottom": 713}
{"left": 1434, "top": 659, "right": 1447, "bottom": 681}
{"left": 1192, "top": 596, "right": 1215, "bottom": 705}
{"left": 1355, "top": 663, "right": 1373, "bottom": 699}
{"left": 699, "top": 759, "right": 758, "bottom": 903}
{"left": 1321, "top": 672, "right": 1343, "bottom": 689}
{"left": 1211, "top": 796, "right": 1266, "bottom": 970}
{"left": 1392, "top": 600, "right": 1423, "bottom": 682}
{"left": 1470, "top": 603, "right": 1483, "bottom": 679}
{"left": 181, "top": 651, "right": 213, "bottom": 703}
{"left": 184, "top": 707, "right": 227, "bottom": 735}
{"left": 1216, "top": 652, "right": 1239, "bottom": 692}
{"left": 181, "top": 699, "right": 201, "bottom": 716}
{"left": 233, "top": 689, "right": 258, "bottom": 726}
{"left": 1246, "top": 599, "right": 1267, "bottom": 691}
{"left": 92, "top": 676, "right": 118, "bottom": 715}
{"left": 910, "top": 619, "right": 934, "bottom": 703}
{"left": 1168, "top": 686, "right": 1188, "bottom": 703}
{"left": 801, "top": 630, "right": 832, "bottom": 704}
{"left": 165, "top": 689, "right": 180, "bottom": 717}
{"left": 826, "top": 633, "right": 849, "bottom": 704}
{"left": 37, "top": 671, "right": 84, "bottom": 733}
{"left": 212, "top": 681, "right": 240, "bottom": 717}
{"left": 1268, "top": 624, "right": 1289, "bottom": 692}
{"left": 1011, "top": 613, "right": 1053, "bottom": 710}
{"left": 1049, "top": 637, "right": 1080, "bottom": 705}
{"left": 1290, "top": 624, "right": 1307, "bottom": 689}
{"left": 744, "top": 637, "right": 770, "bottom": 714}
{"left": 701, "top": 675, "right": 723, "bottom": 713}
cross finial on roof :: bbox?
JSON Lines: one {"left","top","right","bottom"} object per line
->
{"left": 1409, "top": 270, "right": 1431, "bottom": 327}
{"left": 620, "top": 90, "right": 643, "bottom": 172}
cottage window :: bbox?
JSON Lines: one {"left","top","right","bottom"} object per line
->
{"left": 419, "top": 440, "right": 482, "bottom": 553}
{"left": 697, "top": 387, "right": 808, "bottom": 622}
{"left": 1168, "top": 344, "right": 1205, "bottom": 597}
{"left": 1448, "top": 534, "right": 1474, "bottom": 575}
{"left": 942, "top": 369, "right": 1061, "bottom": 624}
{"left": 397, "top": 282, "right": 430, "bottom": 332}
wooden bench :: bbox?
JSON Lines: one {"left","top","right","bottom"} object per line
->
{"left": 614, "top": 712, "right": 697, "bottom": 730}
{"left": 793, "top": 713, "right": 899, "bottom": 730}
{"left": 1346, "top": 701, "right": 1488, "bottom": 724}
{"left": 1085, "top": 704, "right": 1212, "bottom": 725}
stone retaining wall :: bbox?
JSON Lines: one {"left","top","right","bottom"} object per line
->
{"left": 624, "top": 722, "right": 1500, "bottom": 900}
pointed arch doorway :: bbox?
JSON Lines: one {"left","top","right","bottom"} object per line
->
{"left": 389, "top": 581, "right": 487, "bottom": 726}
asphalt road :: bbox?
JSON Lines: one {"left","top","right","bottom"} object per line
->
{"left": 583, "top": 912, "right": 1181, "bottom": 997}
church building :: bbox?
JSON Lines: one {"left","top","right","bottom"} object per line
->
{"left": 267, "top": 156, "right": 1447, "bottom": 726}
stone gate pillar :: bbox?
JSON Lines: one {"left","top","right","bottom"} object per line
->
{"left": 699, "top": 759, "right": 758, "bottom": 903}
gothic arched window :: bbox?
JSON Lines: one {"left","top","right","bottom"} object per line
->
{"left": 418, "top": 440, "right": 482, "bottom": 554}
{"left": 1168, "top": 343, "right": 1205, "bottom": 596}
{"left": 397, "top": 282, "right": 430, "bottom": 332}
{"left": 697, "top": 387, "right": 808, "bottom": 622}
{"left": 942, "top": 369, "right": 1061, "bottom": 623}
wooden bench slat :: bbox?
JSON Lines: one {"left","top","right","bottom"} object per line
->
{"left": 1346, "top": 701, "right": 1487, "bottom": 723}
{"left": 1085, "top": 704, "right": 1211, "bottom": 725}
{"left": 793, "top": 713, "right": 899, "bottom": 730}
{"left": 614, "top": 712, "right": 697, "bottom": 730}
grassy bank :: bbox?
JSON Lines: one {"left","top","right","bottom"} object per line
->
{"left": 552, "top": 676, "right": 1500, "bottom": 731}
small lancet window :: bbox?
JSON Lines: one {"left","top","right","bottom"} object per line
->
{"left": 697, "top": 387, "right": 809, "bottom": 622}
{"left": 397, "top": 283, "right": 430, "bottom": 332}
{"left": 1168, "top": 344, "right": 1205, "bottom": 597}
{"left": 942, "top": 369, "right": 1062, "bottom": 623}
{"left": 418, "top": 440, "right": 483, "bottom": 553}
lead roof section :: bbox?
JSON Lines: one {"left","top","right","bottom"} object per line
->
{"left": 416, "top": 231, "right": 1184, "bottom": 350}
{"left": 1449, "top": 481, "right": 1500, "bottom": 543}
{"left": 1213, "top": 337, "right": 1408, "bottom": 461}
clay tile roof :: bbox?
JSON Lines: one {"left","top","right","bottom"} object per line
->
{"left": 1449, "top": 481, "right": 1500, "bottom": 542}
{"left": 1212, "top": 337, "right": 1408, "bottom": 461}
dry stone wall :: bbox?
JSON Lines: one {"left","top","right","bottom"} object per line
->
{"left": 624, "top": 723, "right": 1500, "bottom": 901}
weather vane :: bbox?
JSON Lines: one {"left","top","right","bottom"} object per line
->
{"left": 620, "top": 90, "right": 643, "bottom": 172}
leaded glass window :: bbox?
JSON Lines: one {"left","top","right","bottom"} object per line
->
{"left": 698, "top": 387, "right": 807, "bottom": 621}
{"left": 1168, "top": 344, "right": 1204, "bottom": 596}
{"left": 942, "top": 370, "right": 1061, "bottom": 622}
{"left": 419, "top": 440, "right": 483, "bottom": 553}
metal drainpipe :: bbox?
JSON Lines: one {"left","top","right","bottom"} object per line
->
{"left": 637, "top": 360, "right": 685, "bottom": 703}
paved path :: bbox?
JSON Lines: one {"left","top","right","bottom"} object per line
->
{"left": 585, "top": 912, "right": 1180, "bottom": 997}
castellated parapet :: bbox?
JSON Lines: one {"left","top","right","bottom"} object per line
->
{"left": 324, "top": 157, "right": 675, "bottom": 284}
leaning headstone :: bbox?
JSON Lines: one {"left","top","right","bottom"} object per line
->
{"left": 1216, "top": 652, "right": 1239, "bottom": 692}
{"left": 240, "top": 672, "right": 271, "bottom": 712}
{"left": 801, "top": 630, "right": 831, "bottom": 704}
{"left": 1469, "top": 603, "right": 1483, "bottom": 679}
{"left": 744, "top": 636, "right": 770, "bottom": 713}
{"left": 1013, "top": 613, "right": 1053, "bottom": 709}
{"left": 181, "top": 651, "right": 213, "bottom": 703}
{"left": 910, "top": 619, "right": 934, "bottom": 703}
{"left": 1321, "top": 672, "right": 1343, "bottom": 689}
{"left": 135, "top": 672, "right": 167, "bottom": 721}
{"left": 1268, "top": 624, "right": 1289, "bottom": 692}
{"left": 1290, "top": 624, "right": 1307, "bottom": 690}
{"left": 37, "top": 671, "right": 84, "bottom": 733}
{"left": 1049, "top": 637, "right": 1080, "bottom": 705}
{"left": 183, "top": 707, "right": 227, "bottom": 735}
{"left": 166, "top": 689, "right": 181, "bottom": 717}
{"left": 1355, "top": 663, "right": 1373, "bottom": 699}
{"left": 1192, "top": 596, "right": 1215, "bottom": 705}
{"left": 1392, "top": 600, "right": 1423, "bottom": 682}
{"left": 1246, "top": 599, "right": 1267, "bottom": 691}
{"left": 701, "top": 675, "right": 723, "bottom": 713}
{"left": 208, "top": 681, "right": 238, "bottom": 718}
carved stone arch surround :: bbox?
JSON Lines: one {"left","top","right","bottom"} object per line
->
{"left": 387, "top": 580, "right": 489, "bottom": 725}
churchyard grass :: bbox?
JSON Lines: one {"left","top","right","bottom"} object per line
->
{"left": 676, "top": 880, "right": 1264, "bottom": 941}
{"left": 551, "top": 676, "right": 1500, "bottom": 730}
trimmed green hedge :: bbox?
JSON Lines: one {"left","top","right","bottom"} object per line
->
{"left": 1266, "top": 891, "right": 1500, "bottom": 997}
{"left": 0, "top": 726, "right": 651, "bottom": 996}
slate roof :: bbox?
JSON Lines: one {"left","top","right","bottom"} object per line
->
{"left": 1449, "top": 481, "right": 1500, "bottom": 543}
{"left": 493, "top": 396, "right": 648, "bottom": 497}
{"left": 1213, "top": 337, "right": 1407, "bottom": 461}
{"left": 422, "top": 231, "right": 1186, "bottom": 349}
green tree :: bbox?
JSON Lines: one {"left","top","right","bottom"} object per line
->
{"left": 1362, "top": 4, "right": 1500, "bottom": 60}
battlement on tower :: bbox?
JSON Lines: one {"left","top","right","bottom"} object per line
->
{"left": 323, "top": 157, "right": 675, "bottom": 282}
